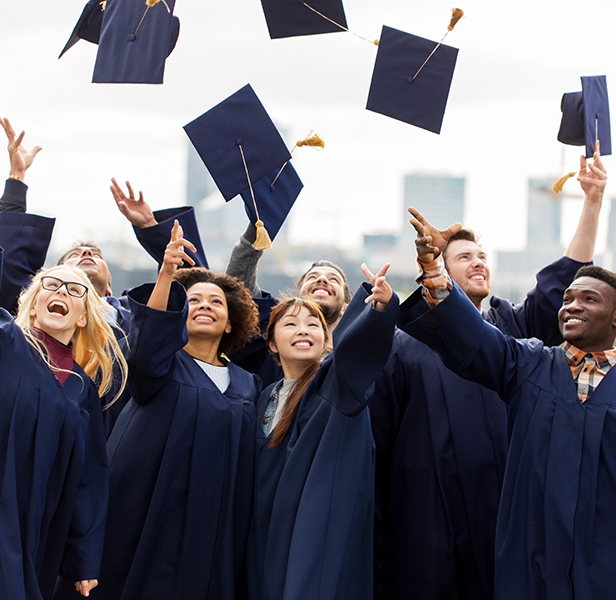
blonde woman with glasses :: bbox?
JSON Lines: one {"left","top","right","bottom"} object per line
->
{"left": 0, "top": 260, "right": 126, "bottom": 599}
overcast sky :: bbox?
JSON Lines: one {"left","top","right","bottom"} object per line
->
{"left": 1, "top": 0, "right": 615, "bottom": 262}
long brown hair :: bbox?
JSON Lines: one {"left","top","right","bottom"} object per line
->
{"left": 266, "top": 296, "right": 330, "bottom": 447}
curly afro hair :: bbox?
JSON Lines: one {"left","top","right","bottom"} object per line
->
{"left": 173, "top": 268, "right": 260, "bottom": 355}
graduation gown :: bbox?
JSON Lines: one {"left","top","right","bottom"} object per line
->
{"left": 0, "top": 254, "right": 108, "bottom": 600}
{"left": 76, "top": 281, "right": 260, "bottom": 600}
{"left": 370, "top": 256, "right": 587, "bottom": 600}
{"left": 0, "top": 178, "right": 209, "bottom": 437}
{"left": 247, "top": 284, "right": 399, "bottom": 600}
{"left": 400, "top": 281, "right": 616, "bottom": 600}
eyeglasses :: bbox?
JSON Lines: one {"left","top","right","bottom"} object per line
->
{"left": 40, "top": 276, "right": 88, "bottom": 298}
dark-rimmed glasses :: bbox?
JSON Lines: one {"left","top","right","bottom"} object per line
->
{"left": 40, "top": 276, "right": 88, "bottom": 298}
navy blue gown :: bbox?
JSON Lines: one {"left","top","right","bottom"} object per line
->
{"left": 0, "top": 178, "right": 210, "bottom": 437}
{"left": 369, "top": 256, "right": 588, "bottom": 600}
{"left": 85, "top": 281, "right": 260, "bottom": 600}
{"left": 0, "top": 250, "right": 108, "bottom": 600}
{"left": 247, "top": 284, "right": 399, "bottom": 600}
{"left": 399, "top": 280, "right": 616, "bottom": 600}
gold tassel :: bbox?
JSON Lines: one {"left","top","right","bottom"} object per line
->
{"left": 448, "top": 8, "right": 464, "bottom": 31}
{"left": 552, "top": 172, "right": 576, "bottom": 194}
{"left": 253, "top": 220, "right": 272, "bottom": 250}
{"left": 146, "top": 0, "right": 171, "bottom": 11}
{"left": 100, "top": 0, "right": 106, "bottom": 9}
{"left": 296, "top": 134, "right": 325, "bottom": 149}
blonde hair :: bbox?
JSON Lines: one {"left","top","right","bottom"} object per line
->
{"left": 15, "top": 264, "right": 127, "bottom": 407}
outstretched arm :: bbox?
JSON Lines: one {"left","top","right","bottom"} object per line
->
{"left": 226, "top": 222, "right": 263, "bottom": 298}
{"left": 565, "top": 140, "right": 607, "bottom": 263}
{"left": 147, "top": 220, "right": 196, "bottom": 311}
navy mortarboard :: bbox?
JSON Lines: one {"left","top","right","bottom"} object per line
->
{"left": 59, "top": 0, "right": 106, "bottom": 58}
{"left": 92, "top": 0, "right": 180, "bottom": 84}
{"left": 552, "top": 75, "right": 611, "bottom": 193}
{"left": 241, "top": 162, "right": 304, "bottom": 242}
{"left": 260, "top": 0, "right": 348, "bottom": 39}
{"left": 557, "top": 76, "right": 611, "bottom": 159}
{"left": 366, "top": 9, "right": 463, "bottom": 134}
{"left": 184, "top": 84, "right": 295, "bottom": 249}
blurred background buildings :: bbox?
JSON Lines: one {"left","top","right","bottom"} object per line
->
{"left": 48, "top": 141, "right": 614, "bottom": 305}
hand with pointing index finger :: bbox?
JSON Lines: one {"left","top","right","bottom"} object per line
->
{"left": 408, "top": 206, "right": 462, "bottom": 264}
{"left": 160, "top": 220, "right": 197, "bottom": 277}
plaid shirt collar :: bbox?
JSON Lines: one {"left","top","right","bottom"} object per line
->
{"left": 564, "top": 342, "right": 616, "bottom": 370}
{"left": 564, "top": 342, "right": 616, "bottom": 402}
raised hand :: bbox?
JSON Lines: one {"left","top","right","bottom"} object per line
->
{"left": 160, "top": 220, "right": 197, "bottom": 277}
{"left": 408, "top": 206, "right": 462, "bottom": 264}
{"left": 110, "top": 178, "right": 157, "bottom": 228}
{"left": 578, "top": 140, "right": 607, "bottom": 208}
{"left": 0, "top": 117, "right": 42, "bottom": 180}
{"left": 148, "top": 220, "right": 198, "bottom": 311}
{"left": 361, "top": 262, "right": 393, "bottom": 312}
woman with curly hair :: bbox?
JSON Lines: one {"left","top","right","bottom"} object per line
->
{"left": 70, "top": 222, "right": 261, "bottom": 600}
{"left": 1, "top": 262, "right": 127, "bottom": 600}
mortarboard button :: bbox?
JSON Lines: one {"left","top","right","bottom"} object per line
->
{"left": 92, "top": 0, "right": 180, "bottom": 84}
{"left": 240, "top": 162, "right": 304, "bottom": 242}
{"left": 557, "top": 75, "right": 612, "bottom": 158}
{"left": 366, "top": 25, "right": 458, "bottom": 134}
{"left": 260, "top": 0, "right": 348, "bottom": 40}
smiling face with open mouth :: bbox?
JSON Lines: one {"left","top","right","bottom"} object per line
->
{"left": 269, "top": 305, "right": 326, "bottom": 379}
{"left": 443, "top": 239, "right": 491, "bottom": 310}
{"left": 29, "top": 267, "right": 89, "bottom": 345}
{"left": 558, "top": 276, "right": 616, "bottom": 352}
{"left": 185, "top": 282, "right": 232, "bottom": 344}
{"left": 298, "top": 266, "right": 347, "bottom": 325}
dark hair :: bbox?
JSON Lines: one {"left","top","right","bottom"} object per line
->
{"left": 296, "top": 260, "right": 352, "bottom": 303}
{"left": 443, "top": 228, "right": 482, "bottom": 264}
{"left": 174, "top": 268, "right": 260, "bottom": 355}
{"left": 56, "top": 241, "right": 112, "bottom": 288}
{"left": 266, "top": 295, "right": 330, "bottom": 447}
{"left": 57, "top": 241, "right": 105, "bottom": 266}
{"left": 574, "top": 265, "right": 616, "bottom": 293}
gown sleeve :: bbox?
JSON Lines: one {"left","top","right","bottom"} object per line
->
{"left": 319, "top": 282, "right": 400, "bottom": 416}
{"left": 133, "top": 206, "right": 209, "bottom": 268}
{"left": 398, "top": 283, "right": 543, "bottom": 404}
{"left": 126, "top": 281, "right": 189, "bottom": 404}
{"left": 0, "top": 180, "right": 55, "bottom": 314}
{"left": 484, "top": 256, "right": 587, "bottom": 344}
{"left": 59, "top": 385, "right": 109, "bottom": 581}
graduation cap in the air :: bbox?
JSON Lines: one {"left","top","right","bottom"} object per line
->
{"left": 92, "top": 0, "right": 180, "bottom": 84}
{"left": 557, "top": 75, "right": 611, "bottom": 159}
{"left": 366, "top": 10, "right": 463, "bottom": 134}
{"left": 58, "top": 0, "right": 106, "bottom": 58}
{"left": 260, "top": 0, "right": 348, "bottom": 39}
{"left": 184, "top": 84, "right": 299, "bottom": 249}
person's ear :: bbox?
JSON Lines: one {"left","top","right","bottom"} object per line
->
{"left": 267, "top": 339, "right": 278, "bottom": 355}
{"left": 76, "top": 311, "right": 88, "bottom": 329}
{"left": 225, "top": 320, "right": 232, "bottom": 334}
